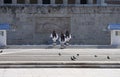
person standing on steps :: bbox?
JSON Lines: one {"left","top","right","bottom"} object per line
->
{"left": 50, "top": 30, "right": 58, "bottom": 46}
{"left": 65, "top": 30, "right": 71, "bottom": 46}
{"left": 59, "top": 32, "right": 66, "bottom": 49}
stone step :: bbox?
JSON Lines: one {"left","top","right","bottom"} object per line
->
{"left": 0, "top": 62, "right": 120, "bottom": 68}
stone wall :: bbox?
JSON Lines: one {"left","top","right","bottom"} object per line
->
{"left": 0, "top": 5, "right": 120, "bottom": 45}
{"left": 105, "top": 0, "right": 120, "bottom": 4}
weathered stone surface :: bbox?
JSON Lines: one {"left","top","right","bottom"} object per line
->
{"left": 0, "top": 5, "right": 119, "bottom": 45}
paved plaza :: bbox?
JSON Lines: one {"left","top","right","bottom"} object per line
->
{"left": 1, "top": 47, "right": 120, "bottom": 62}
{"left": 0, "top": 68, "right": 120, "bottom": 77}
{"left": 0, "top": 45, "right": 120, "bottom": 77}
{"left": 0, "top": 45, "right": 120, "bottom": 67}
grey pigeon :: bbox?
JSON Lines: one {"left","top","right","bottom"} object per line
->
{"left": 71, "top": 56, "right": 76, "bottom": 61}
{"left": 107, "top": 56, "right": 110, "bottom": 59}
{"left": 77, "top": 54, "right": 79, "bottom": 56}
{"left": 58, "top": 53, "right": 61, "bottom": 56}
{"left": 0, "top": 50, "right": 3, "bottom": 53}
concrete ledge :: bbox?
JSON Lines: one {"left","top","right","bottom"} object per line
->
{"left": 4, "top": 45, "right": 120, "bottom": 49}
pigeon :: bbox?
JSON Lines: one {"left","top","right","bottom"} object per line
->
{"left": 94, "top": 55, "right": 97, "bottom": 57}
{"left": 0, "top": 50, "right": 3, "bottom": 53}
{"left": 107, "top": 56, "right": 110, "bottom": 59}
{"left": 71, "top": 56, "right": 76, "bottom": 61}
{"left": 77, "top": 54, "right": 79, "bottom": 56}
{"left": 71, "top": 57, "right": 75, "bottom": 61}
{"left": 73, "top": 56, "right": 76, "bottom": 59}
{"left": 58, "top": 53, "right": 61, "bottom": 56}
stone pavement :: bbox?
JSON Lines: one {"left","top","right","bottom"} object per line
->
{"left": 0, "top": 68, "right": 120, "bottom": 77}
{"left": 0, "top": 46, "right": 120, "bottom": 68}
{"left": 0, "top": 45, "right": 120, "bottom": 77}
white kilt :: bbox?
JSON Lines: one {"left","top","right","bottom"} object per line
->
{"left": 52, "top": 37, "right": 58, "bottom": 42}
{"left": 65, "top": 35, "right": 71, "bottom": 42}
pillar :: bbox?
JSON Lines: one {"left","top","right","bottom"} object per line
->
{"left": 97, "top": 0, "right": 101, "bottom": 4}
{"left": 75, "top": 0, "right": 80, "bottom": 4}
{"left": 12, "top": 0, "right": 17, "bottom": 4}
{"left": 63, "top": 0, "right": 68, "bottom": 5}
{"left": 101, "top": 0, "right": 106, "bottom": 4}
{"left": 38, "top": 0, "right": 42, "bottom": 4}
{"left": 0, "top": 0, "right": 4, "bottom": 4}
{"left": 88, "top": 0, "right": 93, "bottom": 4}
{"left": 51, "top": 0, "right": 55, "bottom": 4}
{"left": 25, "top": 0, "right": 30, "bottom": 4}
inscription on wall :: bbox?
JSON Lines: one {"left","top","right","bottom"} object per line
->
{"left": 35, "top": 17, "right": 70, "bottom": 33}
